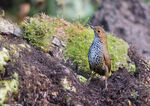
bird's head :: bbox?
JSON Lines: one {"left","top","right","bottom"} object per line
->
{"left": 90, "top": 25, "right": 107, "bottom": 43}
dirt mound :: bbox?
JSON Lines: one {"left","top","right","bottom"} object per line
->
{"left": 87, "top": 46, "right": 150, "bottom": 105}
{"left": 1, "top": 33, "right": 149, "bottom": 105}
{"left": 3, "top": 35, "right": 86, "bottom": 105}
{"left": 91, "top": 0, "right": 150, "bottom": 59}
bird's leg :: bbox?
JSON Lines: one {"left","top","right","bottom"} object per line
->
{"left": 103, "top": 66, "right": 109, "bottom": 90}
{"left": 101, "top": 76, "right": 108, "bottom": 90}
{"left": 86, "top": 72, "right": 96, "bottom": 85}
{"left": 104, "top": 77, "right": 108, "bottom": 90}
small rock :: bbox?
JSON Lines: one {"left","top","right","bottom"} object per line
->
{"left": 18, "top": 44, "right": 26, "bottom": 48}
{"left": 25, "top": 71, "right": 31, "bottom": 76}
{"left": 64, "top": 68, "right": 70, "bottom": 74}
{"left": 13, "top": 26, "right": 23, "bottom": 37}
{"left": 52, "top": 36, "right": 60, "bottom": 47}
{"left": 0, "top": 18, "right": 22, "bottom": 36}
{"left": 60, "top": 41, "right": 66, "bottom": 47}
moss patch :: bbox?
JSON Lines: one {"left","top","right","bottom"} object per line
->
{"left": 20, "top": 14, "right": 57, "bottom": 52}
{"left": 20, "top": 14, "right": 131, "bottom": 75}
{"left": 107, "top": 34, "right": 129, "bottom": 71}
{"left": 65, "top": 25, "right": 93, "bottom": 72}
{"left": 0, "top": 47, "right": 10, "bottom": 74}
{"left": 20, "top": 14, "right": 72, "bottom": 52}
{"left": 77, "top": 75, "right": 87, "bottom": 83}
{"left": 0, "top": 38, "right": 27, "bottom": 105}
{"left": 0, "top": 72, "right": 19, "bottom": 105}
{"left": 65, "top": 25, "right": 130, "bottom": 74}
{"left": 60, "top": 77, "right": 76, "bottom": 92}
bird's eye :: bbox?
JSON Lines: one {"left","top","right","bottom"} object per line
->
{"left": 97, "top": 30, "right": 101, "bottom": 33}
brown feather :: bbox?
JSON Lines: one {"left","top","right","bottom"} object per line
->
{"left": 89, "top": 26, "right": 111, "bottom": 76}
{"left": 95, "top": 26, "right": 111, "bottom": 72}
{"left": 103, "top": 46, "right": 111, "bottom": 72}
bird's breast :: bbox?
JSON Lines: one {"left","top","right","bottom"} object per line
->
{"left": 88, "top": 39, "right": 104, "bottom": 69}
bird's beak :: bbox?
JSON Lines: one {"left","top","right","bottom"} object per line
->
{"left": 90, "top": 25, "right": 95, "bottom": 31}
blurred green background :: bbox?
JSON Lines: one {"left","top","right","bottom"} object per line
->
{"left": 0, "top": 0, "right": 149, "bottom": 22}
{"left": 144, "top": 0, "right": 150, "bottom": 2}
{"left": 0, "top": 0, "right": 102, "bottom": 23}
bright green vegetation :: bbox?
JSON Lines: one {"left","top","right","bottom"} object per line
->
{"left": 20, "top": 14, "right": 133, "bottom": 76}
{"left": 65, "top": 24, "right": 130, "bottom": 74}
{"left": 21, "top": 14, "right": 57, "bottom": 51}
{"left": 65, "top": 25, "right": 93, "bottom": 72}
{"left": 0, "top": 36, "right": 26, "bottom": 104}
{"left": 20, "top": 14, "right": 70, "bottom": 52}
{"left": 77, "top": 75, "right": 87, "bottom": 83}
{"left": 0, "top": 47, "right": 10, "bottom": 74}
{"left": 107, "top": 34, "right": 129, "bottom": 71}
{"left": 60, "top": 77, "right": 76, "bottom": 92}
{"left": 128, "top": 63, "right": 136, "bottom": 75}
{"left": 0, "top": 43, "right": 23, "bottom": 104}
{"left": 0, "top": 72, "right": 19, "bottom": 105}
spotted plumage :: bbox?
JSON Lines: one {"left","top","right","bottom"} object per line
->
{"left": 88, "top": 36, "right": 105, "bottom": 75}
{"left": 88, "top": 25, "right": 111, "bottom": 89}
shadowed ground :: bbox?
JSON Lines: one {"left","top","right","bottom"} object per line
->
{"left": 1, "top": 34, "right": 150, "bottom": 106}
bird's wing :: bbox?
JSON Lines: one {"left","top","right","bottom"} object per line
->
{"left": 103, "top": 49, "right": 111, "bottom": 72}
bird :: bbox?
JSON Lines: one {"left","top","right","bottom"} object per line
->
{"left": 88, "top": 25, "right": 111, "bottom": 90}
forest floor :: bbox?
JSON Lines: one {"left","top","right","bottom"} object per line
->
{"left": 1, "top": 34, "right": 150, "bottom": 106}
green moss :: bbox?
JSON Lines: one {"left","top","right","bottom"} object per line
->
{"left": 20, "top": 14, "right": 72, "bottom": 52}
{"left": 128, "top": 63, "right": 136, "bottom": 75}
{"left": 20, "top": 14, "right": 132, "bottom": 75}
{"left": 20, "top": 14, "right": 56, "bottom": 51}
{"left": 0, "top": 72, "right": 19, "bottom": 105}
{"left": 60, "top": 77, "right": 76, "bottom": 92}
{"left": 65, "top": 25, "right": 93, "bottom": 72}
{"left": 65, "top": 24, "right": 130, "bottom": 74}
{"left": 0, "top": 86, "right": 8, "bottom": 104}
{"left": 107, "top": 34, "right": 129, "bottom": 71}
{"left": 77, "top": 75, "right": 87, "bottom": 83}
{"left": 9, "top": 44, "right": 21, "bottom": 58}
{"left": 0, "top": 47, "right": 10, "bottom": 74}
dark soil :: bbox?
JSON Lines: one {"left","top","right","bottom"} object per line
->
{"left": 1, "top": 35, "right": 150, "bottom": 106}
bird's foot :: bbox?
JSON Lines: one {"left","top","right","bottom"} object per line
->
{"left": 86, "top": 77, "right": 92, "bottom": 85}
{"left": 101, "top": 76, "right": 108, "bottom": 91}
{"left": 86, "top": 72, "right": 96, "bottom": 85}
{"left": 103, "top": 86, "right": 108, "bottom": 91}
